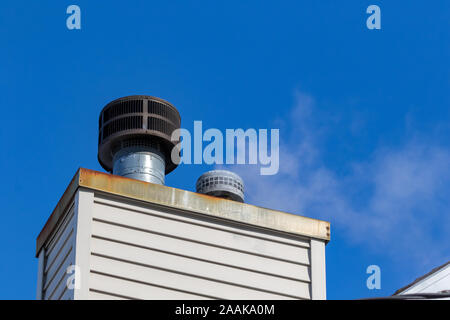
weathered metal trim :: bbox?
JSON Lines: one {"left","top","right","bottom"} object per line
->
{"left": 79, "top": 169, "right": 330, "bottom": 241}
{"left": 36, "top": 168, "right": 331, "bottom": 256}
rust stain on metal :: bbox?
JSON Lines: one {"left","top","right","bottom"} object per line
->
{"left": 37, "top": 168, "right": 331, "bottom": 256}
{"left": 79, "top": 169, "right": 331, "bottom": 241}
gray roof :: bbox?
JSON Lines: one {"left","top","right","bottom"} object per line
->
{"left": 394, "top": 261, "right": 450, "bottom": 295}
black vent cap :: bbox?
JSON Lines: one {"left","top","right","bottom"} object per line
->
{"left": 98, "top": 95, "right": 181, "bottom": 174}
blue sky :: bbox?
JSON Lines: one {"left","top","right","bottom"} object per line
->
{"left": 0, "top": 1, "right": 448, "bottom": 299}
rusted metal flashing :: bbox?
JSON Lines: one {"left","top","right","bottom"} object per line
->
{"left": 36, "top": 168, "right": 331, "bottom": 256}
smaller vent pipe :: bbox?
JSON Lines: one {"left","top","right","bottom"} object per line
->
{"left": 196, "top": 170, "right": 245, "bottom": 203}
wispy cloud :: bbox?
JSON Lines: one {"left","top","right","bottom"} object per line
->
{"left": 220, "top": 91, "right": 450, "bottom": 269}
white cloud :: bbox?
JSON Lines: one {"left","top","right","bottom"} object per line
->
{"left": 219, "top": 91, "right": 450, "bottom": 269}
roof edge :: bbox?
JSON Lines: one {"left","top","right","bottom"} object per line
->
{"left": 393, "top": 261, "right": 450, "bottom": 295}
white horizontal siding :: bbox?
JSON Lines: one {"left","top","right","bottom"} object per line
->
{"left": 91, "top": 217, "right": 310, "bottom": 283}
{"left": 38, "top": 190, "right": 324, "bottom": 300}
{"left": 41, "top": 207, "right": 76, "bottom": 300}
{"left": 92, "top": 198, "right": 310, "bottom": 265}
{"left": 44, "top": 209, "right": 74, "bottom": 269}
{"left": 88, "top": 290, "right": 127, "bottom": 300}
{"left": 94, "top": 196, "right": 310, "bottom": 250}
{"left": 90, "top": 272, "right": 212, "bottom": 300}
{"left": 88, "top": 194, "right": 312, "bottom": 299}
{"left": 90, "top": 254, "right": 298, "bottom": 300}
{"left": 90, "top": 237, "right": 310, "bottom": 298}
{"left": 44, "top": 253, "right": 75, "bottom": 300}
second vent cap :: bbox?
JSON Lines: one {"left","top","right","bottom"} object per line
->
{"left": 196, "top": 170, "right": 244, "bottom": 202}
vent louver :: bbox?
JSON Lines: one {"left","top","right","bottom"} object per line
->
{"left": 196, "top": 170, "right": 245, "bottom": 203}
{"left": 98, "top": 95, "right": 181, "bottom": 181}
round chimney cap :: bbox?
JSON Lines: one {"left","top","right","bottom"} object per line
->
{"left": 196, "top": 170, "right": 244, "bottom": 202}
{"left": 98, "top": 95, "right": 181, "bottom": 174}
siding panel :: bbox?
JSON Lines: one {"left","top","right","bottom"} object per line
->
{"left": 41, "top": 206, "right": 76, "bottom": 300}
{"left": 93, "top": 196, "right": 312, "bottom": 248}
{"left": 43, "top": 250, "right": 75, "bottom": 300}
{"left": 45, "top": 209, "right": 74, "bottom": 270}
{"left": 89, "top": 272, "right": 213, "bottom": 300}
{"left": 92, "top": 200, "right": 310, "bottom": 265}
{"left": 44, "top": 237, "right": 73, "bottom": 289}
{"left": 90, "top": 255, "right": 300, "bottom": 300}
{"left": 88, "top": 290, "right": 127, "bottom": 300}
{"left": 90, "top": 237, "right": 310, "bottom": 298}
{"left": 37, "top": 170, "right": 328, "bottom": 300}
{"left": 91, "top": 219, "right": 310, "bottom": 283}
